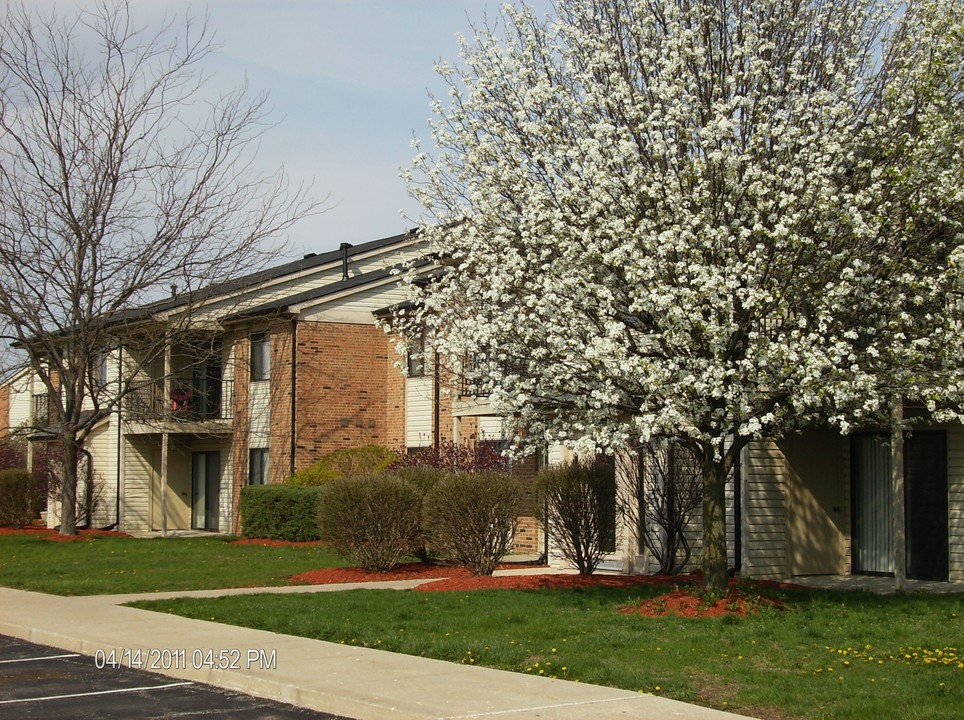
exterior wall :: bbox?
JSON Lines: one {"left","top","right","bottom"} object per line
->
{"left": 292, "top": 321, "right": 391, "bottom": 468}
{"left": 231, "top": 334, "right": 251, "bottom": 532}
{"left": 269, "top": 322, "right": 294, "bottom": 483}
{"left": 85, "top": 420, "right": 119, "bottom": 529}
{"left": 742, "top": 440, "right": 788, "bottom": 579}
{"left": 122, "top": 435, "right": 155, "bottom": 533}
{"left": 947, "top": 427, "right": 964, "bottom": 583}
{"left": 405, "top": 377, "right": 433, "bottom": 447}
{"left": 2, "top": 371, "right": 34, "bottom": 435}
{"left": 0, "top": 384, "right": 9, "bottom": 437}
{"left": 384, "top": 336, "right": 406, "bottom": 451}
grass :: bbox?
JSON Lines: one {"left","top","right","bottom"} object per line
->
{"left": 132, "top": 584, "right": 963, "bottom": 720}
{"left": 0, "top": 533, "right": 347, "bottom": 595}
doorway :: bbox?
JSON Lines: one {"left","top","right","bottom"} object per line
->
{"left": 192, "top": 451, "right": 220, "bottom": 531}
{"left": 851, "top": 432, "right": 948, "bottom": 581}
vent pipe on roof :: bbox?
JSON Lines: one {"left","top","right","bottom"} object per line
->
{"left": 339, "top": 242, "right": 352, "bottom": 281}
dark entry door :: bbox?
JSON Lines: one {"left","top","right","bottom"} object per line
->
{"left": 192, "top": 451, "right": 220, "bottom": 531}
{"left": 852, "top": 432, "right": 949, "bottom": 581}
{"left": 905, "top": 432, "right": 948, "bottom": 581}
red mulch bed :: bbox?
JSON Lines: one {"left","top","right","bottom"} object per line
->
{"left": 619, "top": 578, "right": 795, "bottom": 618}
{"left": 0, "top": 526, "right": 131, "bottom": 542}
{"left": 288, "top": 563, "right": 797, "bottom": 619}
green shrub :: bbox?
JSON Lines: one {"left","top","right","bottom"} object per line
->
{"left": 389, "top": 466, "right": 446, "bottom": 562}
{"left": 423, "top": 472, "right": 522, "bottom": 576}
{"left": 0, "top": 468, "right": 41, "bottom": 528}
{"left": 239, "top": 484, "right": 324, "bottom": 542}
{"left": 288, "top": 445, "right": 399, "bottom": 485}
{"left": 317, "top": 474, "right": 422, "bottom": 572}
{"left": 536, "top": 458, "right": 617, "bottom": 575}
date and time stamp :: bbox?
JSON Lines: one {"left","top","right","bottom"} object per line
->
{"left": 94, "top": 646, "right": 278, "bottom": 672}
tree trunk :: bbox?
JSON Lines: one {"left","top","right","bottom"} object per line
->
{"left": 701, "top": 454, "right": 729, "bottom": 595}
{"left": 59, "top": 439, "right": 79, "bottom": 536}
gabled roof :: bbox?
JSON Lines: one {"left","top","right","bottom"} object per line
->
{"left": 224, "top": 257, "right": 434, "bottom": 321}
{"left": 96, "top": 228, "right": 422, "bottom": 329}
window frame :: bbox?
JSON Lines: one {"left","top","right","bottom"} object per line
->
{"left": 250, "top": 331, "right": 271, "bottom": 382}
{"left": 248, "top": 447, "right": 269, "bottom": 486}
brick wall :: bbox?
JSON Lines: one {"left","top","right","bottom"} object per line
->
{"left": 0, "top": 383, "right": 9, "bottom": 437}
{"left": 292, "top": 321, "right": 391, "bottom": 468}
{"left": 384, "top": 333, "right": 406, "bottom": 451}
{"left": 230, "top": 331, "right": 250, "bottom": 533}
{"left": 269, "top": 322, "right": 294, "bottom": 483}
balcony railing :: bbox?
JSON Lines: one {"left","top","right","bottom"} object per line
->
{"left": 126, "top": 379, "right": 233, "bottom": 423}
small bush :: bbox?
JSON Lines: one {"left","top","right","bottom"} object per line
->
{"left": 239, "top": 484, "right": 323, "bottom": 542}
{"left": 536, "top": 458, "right": 617, "bottom": 575}
{"left": 0, "top": 468, "right": 41, "bottom": 528}
{"left": 317, "top": 474, "right": 422, "bottom": 572}
{"left": 389, "top": 466, "right": 446, "bottom": 562}
{"left": 288, "top": 445, "right": 399, "bottom": 485}
{"left": 423, "top": 472, "right": 522, "bottom": 576}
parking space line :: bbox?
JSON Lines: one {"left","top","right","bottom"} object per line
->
{"left": 0, "top": 653, "right": 81, "bottom": 664}
{"left": 0, "top": 681, "right": 194, "bottom": 705}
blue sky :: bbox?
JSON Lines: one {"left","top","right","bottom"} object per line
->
{"left": 31, "top": 1, "right": 554, "bottom": 255}
{"left": 119, "top": 0, "right": 552, "bottom": 256}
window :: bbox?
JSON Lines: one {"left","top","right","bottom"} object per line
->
{"left": 95, "top": 351, "right": 109, "bottom": 388}
{"left": 407, "top": 328, "right": 426, "bottom": 378}
{"left": 250, "top": 331, "right": 270, "bottom": 381}
{"left": 249, "top": 448, "right": 269, "bottom": 485}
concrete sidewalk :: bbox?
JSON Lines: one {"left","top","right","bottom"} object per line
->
{"left": 0, "top": 583, "right": 754, "bottom": 720}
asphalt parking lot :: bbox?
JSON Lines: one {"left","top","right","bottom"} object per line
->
{"left": 0, "top": 635, "right": 349, "bottom": 720}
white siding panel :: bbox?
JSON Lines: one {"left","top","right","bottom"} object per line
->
{"left": 122, "top": 437, "right": 154, "bottom": 533}
{"left": 948, "top": 427, "right": 964, "bottom": 583}
{"left": 743, "top": 440, "right": 788, "bottom": 579}
{"left": 248, "top": 381, "right": 271, "bottom": 446}
{"left": 405, "top": 377, "right": 433, "bottom": 448}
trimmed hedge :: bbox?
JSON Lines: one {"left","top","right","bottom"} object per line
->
{"left": 0, "top": 468, "right": 41, "bottom": 528}
{"left": 239, "top": 484, "right": 324, "bottom": 542}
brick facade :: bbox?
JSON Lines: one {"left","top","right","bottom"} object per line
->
{"left": 269, "top": 322, "right": 294, "bottom": 483}
{"left": 230, "top": 331, "right": 251, "bottom": 532}
{"left": 293, "top": 321, "right": 391, "bottom": 467}
{"left": 0, "top": 383, "right": 9, "bottom": 437}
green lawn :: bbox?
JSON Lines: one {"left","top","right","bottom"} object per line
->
{"left": 0, "top": 533, "right": 347, "bottom": 595}
{"left": 132, "top": 584, "right": 963, "bottom": 720}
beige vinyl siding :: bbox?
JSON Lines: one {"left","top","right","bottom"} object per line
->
{"left": 478, "top": 416, "right": 508, "bottom": 441}
{"left": 948, "top": 427, "right": 964, "bottom": 583}
{"left": 121, "top": 436, "right": 155, "bottom": 533}
{"left": 85, "top": 420, "right": 119, "bottom": 528}
{"left": 299, "top": 283, "right": 411, "bottom": 324}
{"left": 742, "top": 440, "right": 788, "bottom": 579}
{"left": 405, "top": 377, "right": 433, "bottom": 448}
{"left": 8, "top": 372, "right": 32, "bottom": 429}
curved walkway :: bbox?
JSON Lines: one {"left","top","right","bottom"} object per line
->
{"left": 0, "top": 578, "right": 755, "bottom": 720}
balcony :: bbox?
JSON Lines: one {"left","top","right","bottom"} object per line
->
{"left": 126, "top": 378, "right": 233, "bottom": 423}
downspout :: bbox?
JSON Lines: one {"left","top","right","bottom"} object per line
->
{"left": 432, "top": 350, "right": 440, "bottom": 449}
{"left": 290, "top": 317, "right": 297, "bottom": 478}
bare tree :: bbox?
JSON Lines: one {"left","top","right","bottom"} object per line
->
{"left": 0, "top": 0, "right": 316, "bottom": 534}
{"left": 627, "top": 441, "right": 704, "bottom": 576}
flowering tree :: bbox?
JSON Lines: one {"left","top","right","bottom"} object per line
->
{"left": 405, "top": 0, "right": 964, "bottom": 592}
